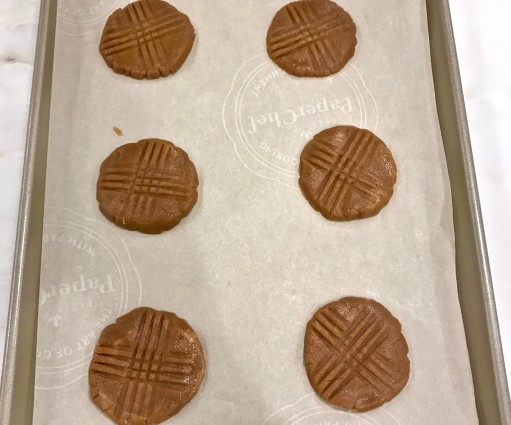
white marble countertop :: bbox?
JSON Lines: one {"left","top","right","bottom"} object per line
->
{"left": 0, "top": 0, "right": 509, "bottom": 393}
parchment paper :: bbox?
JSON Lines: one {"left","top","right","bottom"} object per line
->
{"left": 33, "top": 0, "right": 479, "bottom": 423}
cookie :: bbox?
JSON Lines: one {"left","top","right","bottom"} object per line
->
{"left": 89, "top": 307, "right": 206, "bottom": 425}
{"left": 304, "top": 297, "right": 410, "bottom": 412}
{"left": 266, "top": 0, "right": 357, "bottom": 77}
{"left": 99, "top": 0, "right": 195, "bottom": 79}
{"left": 97, "top": 138, "right": 198, "bottom": 234}
{"left": 299, "top": 126, "right": 397, "bottom": 220}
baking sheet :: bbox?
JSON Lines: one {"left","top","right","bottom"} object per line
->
{"left": 33, "top": 0, "right": 479, "bottom": 423}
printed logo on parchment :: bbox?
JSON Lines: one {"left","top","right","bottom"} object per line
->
{"left": 57, "top": 0, "right": 121, "bottom": 37}
{"left": 223, "top": 55, "right": 378, "bottom": 188}
{"left": 262, "top": 393, "right": 401, "bottom": 425}
{"left": 35, "top": 207, "right": 141, "bottom": 390}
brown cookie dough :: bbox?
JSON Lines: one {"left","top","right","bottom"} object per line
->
{"left": 97, "top": 138, "right": 198, "bottom": 234}
{"left": 304, "top": 297, "right": 410, "bottom": 412}
{"left": 299, "top": 126, "right": 397, "bottom": 221}
{"left": 99, "top": 0, "right": 195, "bottom": 79}
{"left": 266, "top": 0, "right": 357, "bottom": 77}
{"left": 89, "top": 307, "right": 206, "bottom": 425}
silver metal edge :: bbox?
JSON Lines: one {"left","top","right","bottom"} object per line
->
{"left": 439, "top": 0, "right": 511, "bottom": 419}
{"left": 0, "top": 0, "right": 51, "bottom": 422}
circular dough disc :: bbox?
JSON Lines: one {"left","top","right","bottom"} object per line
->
{"left": 304, "top": 297, "right": 410, "bottom": 412}
{"left": 89, "top": 307, "right": 206, "bottom": 424}
{"left": 99, "top": 0, "right": 195, "bottom": 79}
{"left": 267, "top": 0, "right": 357, "bottom": 77}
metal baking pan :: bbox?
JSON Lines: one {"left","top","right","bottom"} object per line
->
{"left": 0, "top": 0, "right": 509, "bottom": 423}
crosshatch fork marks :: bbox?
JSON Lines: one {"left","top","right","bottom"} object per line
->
{"left": 90, "top": 308, "right": 206, "bottom": 423}
{"left": 118, "top": 139, "right": 154, "bottom": 222}
{"left": 315, "top": 128, "right": 366, "bottom": 201}
{"left": 312, "top": 308, "right": 371, "bottom": 377}
{"left": 312, "top": 310, "right": 390, "bottom": 395}
{"left": 102, "top": 8, "right": 184, "bottom": 46}
{"left": 96, "top": 139, "right": 199, "bottom": 233}
{"left": 99, "top": 0, "right": 195, "bottom": 79}
{"left": 270, "top": 2, "right": 344, "bottom": 64}
{"left": 90, "top": 311, "right": 194, "bottom": 420}
{"left": 325, "top": 134, "right": 380, "bottom": 211}
{"left": 267, "top": 0, "right": 356, "bottom": 77}
{"left": 304, "top": 298, "right": 410, "bottom": 412}
{"left": 310, "top": 128, "right": 381, "bottom": 210}
{"left": 101, "top": 0, "right": 184, "bottom": 68}
{"left": 321, "top": 308, "right": 396, "bottom": 380}
{"left": 289, "top": 2, "right": 338, "bottom": 67}
{"left": 299, "top": 126, "right": 397, "bottom": 221}
{"left": 98, "top": 139, "right": 193, "bottom": 220}
{"left": 92, "top": 338, "right": 194, "bottom": 382}
{"left": 111, "top": 309, "right": 149, "bottom": 419}
{"left": 312, "top": 309, "right": 384, "bottom": 391}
